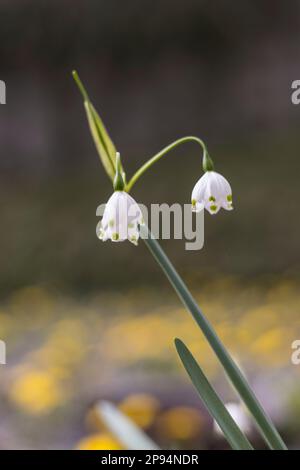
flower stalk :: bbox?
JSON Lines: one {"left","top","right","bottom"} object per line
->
{"left": 126, "top": 136, "right": 208, "bottom": 192}
{"left": 202, "top": 148, "right": 214, "bottom": 172}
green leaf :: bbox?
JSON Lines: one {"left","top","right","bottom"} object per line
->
{"left": 84, "top": 101, "right": 117, "bottom": 180}
{"left": 175, "top": 338, "right": 253, "bottom": 450}
{"left": 96, "top": 401, "right": 160, "bottom": 450}
{"left": 72, "top": 70, "right": 118, "bottom": 181}
{"left": 142, "top": 224, "right": 287, "bottom": 450}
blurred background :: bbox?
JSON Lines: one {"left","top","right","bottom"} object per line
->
{"left": 0, "top": 0, "right": 300, "bottom": 449}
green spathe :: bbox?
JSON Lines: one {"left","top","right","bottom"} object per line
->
{"left": 113, "top": 152, "right": 125, "bottom": 191}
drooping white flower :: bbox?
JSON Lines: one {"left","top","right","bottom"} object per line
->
{"left": 214, "top": 402, "right": 251, "bottom": 436}
{"left": 98, "top": 191, "right": 144, "bottom": 245}
{"left": 191, "top": 171, "right": 233, "bottom": 215}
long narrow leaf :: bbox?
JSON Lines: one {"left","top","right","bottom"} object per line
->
{"left": 175, "top": 338, "right": 253, "bottom": 450}
{"left": 96, "top": 401, "right": 160, "bottom": 451}
{"left": 142, "top": 225, "right": 287, "bottom": 450}
{"left": 84, "top": 101, "right": 116, "bottom": 180}
{"left": 72, "top": 70, "right": 118, "bottom": 181}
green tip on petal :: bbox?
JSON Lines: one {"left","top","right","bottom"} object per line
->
{"left": 227, "top": 195, "right": 232, "bottom": 202}
{"left": 210, "top": 205, "right": 217, "bottom": 212}
{"left": 209, "top": 196, "right": 216, "bottom": 202}
{"left": 112, "top": 232, "right": 119, "bottom": 241}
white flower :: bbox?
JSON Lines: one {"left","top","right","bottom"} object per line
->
{"left": 214, "top": 402, "right": 251, "bottom": 436}
{"left": 191, "top": 171, "right": 233, "bottom": 214}
{"left": 98, "top": 191, "right": 144, "bottom": 245}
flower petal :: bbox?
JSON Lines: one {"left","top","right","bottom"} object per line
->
{"left": 98, "top": 191, "right": 142, "bottom": 244}
{"left": 192, "top": 171, "right": 233, "bottom": 215}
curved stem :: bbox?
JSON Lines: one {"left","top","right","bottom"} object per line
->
{"left": 126, "top": 136, "right": 207, "bottom": 192}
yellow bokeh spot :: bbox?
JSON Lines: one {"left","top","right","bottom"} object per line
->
{"left": 10, "top": 369, "right": 64, "bottom": 414}
{"left": 252, "top": 327, "right": 284, "bottom": 355}
{"left": 76, "top": 433, "right": 122, "bottom": 450}
{"left": 156, "top": 406, "right": 203, "bottom": 440}
{"left": 119, "top": 393, "right": 160, "bottom": 429}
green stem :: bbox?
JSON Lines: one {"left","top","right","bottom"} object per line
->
{"left": 141, "top": 225, "right": 287, "bottom": 450}
{"left": 126, "top": 136, "right": 207, "bottom": 192}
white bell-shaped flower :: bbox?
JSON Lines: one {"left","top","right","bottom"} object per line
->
{"left": 98, "top": 191, "right": 144, "bottom": 245}
{"left": 191, "top": 171, "right": 233, "bottom": 215}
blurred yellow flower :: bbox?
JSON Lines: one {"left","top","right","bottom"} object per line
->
{"left": 118, "top": 393, "right": 160, "bottom": 429}
{"left": 156, "top": 406, "right": 203, "bottom": 440}
{"left": 10, "top": 369, "right": 64, "bottom": 414}
{"left": 76, "top": 433, "right": 122, "bottom": 450}
{"left": 2, "top": 277, "right": 299, "bottom": 450}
